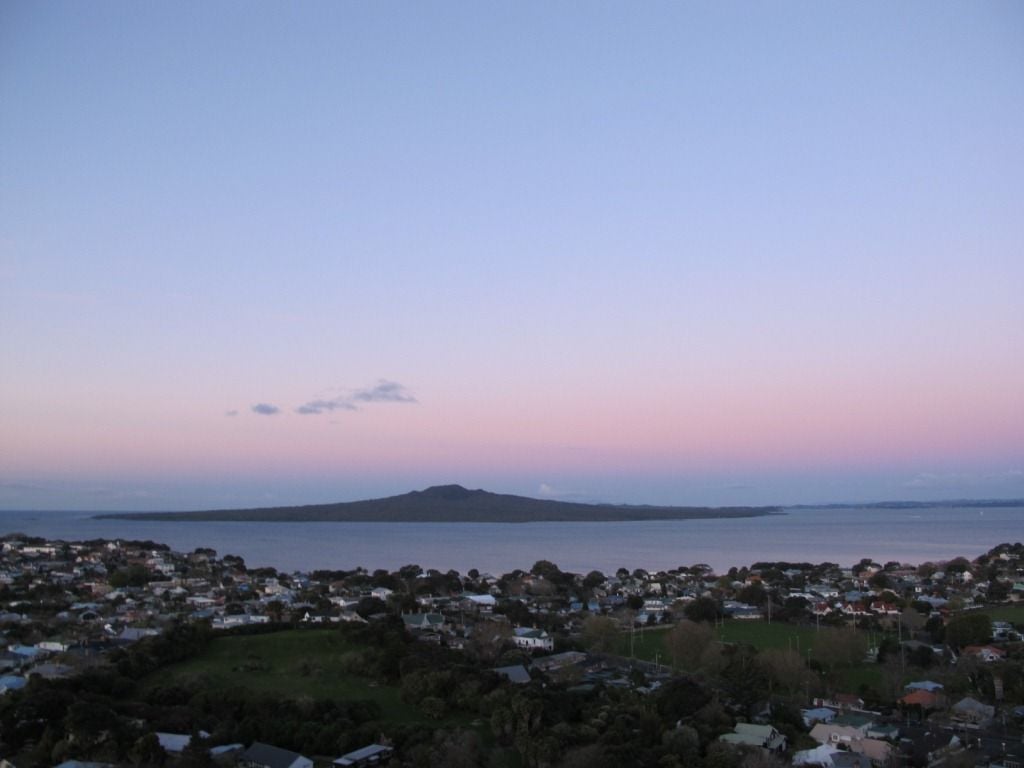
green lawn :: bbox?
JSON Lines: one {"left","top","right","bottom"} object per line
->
{"left": 142, "top": 629, "right": 423, "bottom": 722}
{"left": 981, "top": 604, "right": 1024, "bottom": 625}
{"left": 717, "top": 620, "right": 822, "bottom": 652}
{"left": 615, "top": 620, "right": 885, "bottom": 693}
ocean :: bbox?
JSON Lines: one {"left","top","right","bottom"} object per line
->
{"left": 1, "top": 505, "right": 1021, "bottom": 576}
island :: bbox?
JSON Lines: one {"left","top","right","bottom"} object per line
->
{"left": 94, "top": 483, "right": 781, "bottom": 522}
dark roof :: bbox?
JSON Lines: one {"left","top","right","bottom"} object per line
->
{"left": 240, "top": 741, "right": 305, "bottom": 768}
{"left": 493, "top": 664, "right": 531, "bottom": 684}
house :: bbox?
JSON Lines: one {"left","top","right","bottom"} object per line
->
{"left": 719, "top": 723, "right": 786, "bottom": 752}
{"left": 155, "top": 731, "right": 209, "bottom": 754}
{"left": 808, "top": 725, "right": 891, "bottom": 765}
{"left": 461, "top": 593, "right": 496, "bottom": 611}
{"left": 237, "top": 741, "right": 313, "bottom": 768}
{"left": 333, "top": 744, "right": 394, "bottom": 767}
{"left": 951, "top": 696, "right": 994, "bottom": 725}
{"left": 899, "top": 689, "right": 944, "bottom": 712}
{"left": 401, "top": 613, "right": 446, "bottom": 632}
{"left": 512, "top": 627, "right": 554, "bottom": 652}
{"left": 493, "top": 665, "right": 531, "bottom": 684}
{"left": 369, "top": 587, "right": 393, "bottom": 601}
{"left": 813, "top": 694, "right": 865, "bottom": 712}
{"left": 904, "top": 680, "right": 943, "bottom": 693}
{"left": 792, "top": 745, "right": 870, "bottom": 767}
{"left": 531, "top": 651, "right": 586, "bottom": 673}
{"left": 0, "top": 674, "right": 27, "bottom": 694}
{"left": 801, "top": 707, "right": 837, "bottom": 728}
{"left": 961, "top": 644, "right": 1006, "bottom": 663}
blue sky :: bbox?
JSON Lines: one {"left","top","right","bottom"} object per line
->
{"left": 1, "top": 2, "right": 1022, "bottom": 510}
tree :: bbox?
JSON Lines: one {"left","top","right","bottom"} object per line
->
{"left": 737, "top": 582, "right": 766, "bottom": 606}
{"left": 530, "top": 560, "right": 562, "bottom": 581}
{"left": 354, "top": 596, "right": 387, "bottom": 618}
{"left": 265, "top": 599, "right": 286, "bottom": 622}
{"left": 945, "top": 613, "right": 991, "bottom": 648}
{"left": 759, "top": 648, "right": 810, "bottom": 694}
{"left": 398, "top": 563, "right": 422, "bottom": 580}
{"left": 812, "top": 627, "right": 868, "bottom": 673}
{"left": 470, "top": 620, "right": 513, "bottom": 663}
{"left": 665, "top": 620, "right": 714, "bottom": 671}
{"left": 683, "top": 596, "right": 720, "bottom": 623}
{"left": 109, "top": 564, "right": 150, "bottom": 588}
{"left": 661, "top": 725, "right": 700, "bottom": 764}
{"left": 130, "top": 733, "right": 167, "bottom": 767}
{"left": 427, "top": 729, "right": 482, "bottom": 768}
{"left": 868, "top": 571, "right": 890, "bottom": 590}
{"left": 900, "top": 606, "right": 925, "bottom": 638}
{"left": 581, "top": 614, "right": 620, "bottom": 653}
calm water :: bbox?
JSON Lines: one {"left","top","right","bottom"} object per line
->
{"left": 0, "top": 506, "right": 1021, "bottom": 575}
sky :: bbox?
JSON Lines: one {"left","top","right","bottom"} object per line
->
{"left": 1, "top": 2, "right": 1023, "bottom": 511}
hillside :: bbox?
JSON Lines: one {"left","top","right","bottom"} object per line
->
{"left": 94, "top": 484, "right": 780, "bottom": 523}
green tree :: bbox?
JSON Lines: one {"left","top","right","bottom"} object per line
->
{"left": 812, "top": 627, "right": 868, "bottom": 673}
{"left": 581, "top": 614, "right": 619, "bottom": 653}
{"left": 759, "top": 648, "right": 810, "bottom": 694}
{"left": 131, "top": 733, "right": 167, "bottom": 767}
{"left": 945, "top": 613, "right": 991, "bottom": 648}
{"left": 531, "top": 560, "right": 563, "bottom": 581}
{"left": 665, "top": 620, "right": 714, "bottom": 671}
{"left": 683, "top": 596, "right": 720, "bottom": 623}
{"left": 109, "top": 564, "right": 150, "bottom": 588}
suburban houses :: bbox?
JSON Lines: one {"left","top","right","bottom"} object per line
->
{"left": 1, "top": 534, "right": 1023, "bottom": 767}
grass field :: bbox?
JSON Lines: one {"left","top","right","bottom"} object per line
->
{"left": 982, "top": 604, "right": 1024, "bottom": 624}
{"left": 615, "top": 620, "right": 886, "bottom": 693}
{"left": 142, "top": 629, "right": 423, "bottom": 722}
{"left": 617, "top": 620, "right": 830, "bottom": 662}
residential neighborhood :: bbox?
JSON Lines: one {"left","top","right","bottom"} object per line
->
{"left": 1, "top": 534, "right": 1023, "bottom": 767}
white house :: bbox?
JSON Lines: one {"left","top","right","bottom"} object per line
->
{"left": 513, "top": 627, "right": 554, "bottom": 652}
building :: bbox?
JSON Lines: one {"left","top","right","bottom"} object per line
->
{"left": 237, "top": 742, "right": 313, "bottom": 768}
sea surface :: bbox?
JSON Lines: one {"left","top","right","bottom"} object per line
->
{"left": 0, "top": 506, "right": 1021, "bottom": 576}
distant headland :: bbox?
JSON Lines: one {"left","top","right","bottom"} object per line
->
{"left": 93, "top": 484, "right": 782, "bottom": 523}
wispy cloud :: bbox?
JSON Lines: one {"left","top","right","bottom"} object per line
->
{"left": 537, "top": 483, "right": 593, "bottom": 502}
{"left": 251, "top": 403, "right": 280, "bottom": 416}
{"left": 225, "top": 410, "right": 239, "bottom": 417}
{"left": 296, "top": 380, "right": 417, "bottom": 415}
{"left": 295, "top": 398, "right": 357, "bottom": 415}
{"left": 352, "top": 380, "right": 417, "bottom": 404}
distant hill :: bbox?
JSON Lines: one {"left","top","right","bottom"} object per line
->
{"left": 94, "top": 484, "right": 781, "bottom": 523}
{"left": 790, "top": 499, "right": 1024, "bottom": 510}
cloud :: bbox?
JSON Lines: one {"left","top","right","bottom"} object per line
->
{"left": 538, "top": 483, "right": 559, "bottom": 497}
{"left": 251, "top": 403, "right": 280, "bottom": 416}
{"left": 296, "top": 380, "right": 417, "bottom": 415}
{"left": 536, "top": 483, "right": 593, "bottom": 501}
{"left": 295, "top": 398, "right": 357, "bottom": 415}
{"left": 352, "top": 380, "right": 417, "bottom": 404}
{"left": 225, "top": 410, "right": 238, "bottom": 417}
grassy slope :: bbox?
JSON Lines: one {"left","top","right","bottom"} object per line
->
{"left": 142, "top": 629, "right": 422, "bottom": 722}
